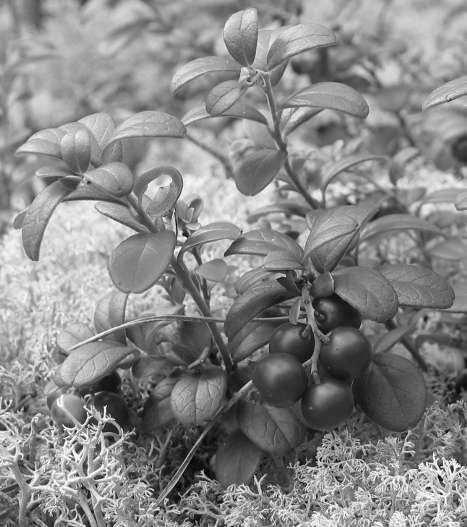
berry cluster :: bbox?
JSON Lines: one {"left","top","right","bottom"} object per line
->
{"left": 46, "top": 371, "right": 133, "bottom": 431}
{"left": 252, "top": 294, "right": 371, "bottom": 431}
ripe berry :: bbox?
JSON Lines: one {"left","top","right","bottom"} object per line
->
{"left": 269, "top": 323, "right": 314, "bottom": 362}
{"left": 81, "top": 371, "right": 122, "bottom": 395}
{"left": 50, "top": 393, "right": 86, "bottom": 426}
{"left": 452, "top": 135, "right": 467, "bottom": 164}
{"left": 93, "top": 391, "right": 132, "bottom": 431}
{"left": 320, "top": 327, "right": 371, "bottom": 380}
{"left": 301, "top": 379, "right": 354, "bottom": 430}
{"left": 313, "top": 294, "right": 361, "bottom": 333}
{"left": 252, "top": 353, "right": 307, "bottom": 408}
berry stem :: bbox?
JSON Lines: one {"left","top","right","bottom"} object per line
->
{"left": 302, "top": 288, "right": 329, "bottom": 384}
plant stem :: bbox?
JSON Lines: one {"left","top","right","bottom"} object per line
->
{"left": 186, "top": 131, "right": 234, "bottom": 179}
{"left": 125, "top": 193, "right": 233, "bottom": 372}
{"left": 172, "top": 258, "right": 233, "bottom": 372}
{"left": 385, "top": 319, "right": 428, "bottom": 371}
{"left": 156, "top": 378, "right": 253, "bottom": 505}
{"left": 303, "top": 288, "right": 328, "bottom": 383}
{"left": 65, "top": 314, "right": 295, "bottom": 353}
{"left": 262, "top": 75, "right": 320, "bottom": 210}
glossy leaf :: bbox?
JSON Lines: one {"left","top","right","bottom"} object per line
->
{"left": 56, "top": 341, "right": 135, "bottom": 388}
{"left": 354, "top": 353, "right": 427, "bottom": 432}
{"left": 226, "top": 228, "right": 300, "bottom": 257}
{"left": 170, "top": 367, "right": 227, "bottom": 426}
{"left": 232, "top": 146, "right": 285, "bottom": 196}
{"left": 171, "top": 56, "right": 241, "bottom": 96}
{"left": 60, "top": 129, "right": 92, "bottom": 173}
{"left": 238, "top": 401, "right": 304, "bottom": 454}
{"left": 180, "top": 222, "right": 241, "bottom": 255}
{"left": 379, "top": 264, "right": 454, "bottom": 309}
{"left": 57, "top": 323, "right": 94, "bottom": 354}
{"left": 104, "top": 111, "right": 186, "bottom": 149}
{"left": 109, "top": 231, "right": 176, "bottom": 293}
{"left": 421, "top": 188, "right": 461, "bottom": 204}
{"left": 228, "top": 319, "right": 283, "bottom": 362}
{"left": 283, "top": 82, "right": 369, "bottom": 118}
{"left": 206, "top": 80, "right": 244, "bottom": 116}
{"left": 263, "top": 250, "right": 304, "bottom": 271}
{"left": 361, "top": 214, "right": 441, "bottom": 242}
{"left": 134, "top": 166, "right": 183, "bottom": 217}
{"left": 422, "top": 76, "right": 467, "bottom": 110}
{"left": 225, "top": 280, "right": 295, "bottom": 339}
{"left": 85, "top": 162, "right": 134, "bottom": 197}
{"left": 78, "top": 112, "right": 116, "bottom": 150}
{"left": 215, "top": 430, "right": 262, "bottom": 486}
{"left": 281, "top": 107, "right": 323, "bottom": 136}
{"left": 267, "top": 23, "right": 336, "bottom": 69}
{"left": 95, "top": 202, "right": 147, "bottom": 232}
{"left": 305, "top": 208, "right": 358, "bottom": 272}
{"left": 429, "top": 238, "right": 467, "bottom": 260}
{"left": 234, "top": 268, "right": 275, "bottom": 295}
{"left": 182, "top": 102, "right": 267, "bottom": 126}
{"left": 22, "top": 179, "right": 75, "bottom": 260}
{"left": 94, "top": 290, "right": 128, "bottom": 344}
{"left": 196, "top": 259, "right": 229, "bottom": 282}
{"left": 223, "top": 8, "right": 258, "bottom": 66}
{"left": 333, "top": 266, "right": 398, "bottom": 322}
{"left": 16, "top": 128, "right": 65, "bottom": 158}
{"left": 321, "top": 154, "right": 386, "bottom": 192}
{"left": 247, "top": 200, "right": 311, "bottom": 222}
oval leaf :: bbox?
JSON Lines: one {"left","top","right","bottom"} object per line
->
{"left": 170, "top": 367, "right": 227, "bottom": 426}
{"left": 182, "top": 102, "right": 267, "bottom": 126}
{"left": 267, "top": 23, "right": 336, "bottom": 70}
{"left": 95, "top": 202, "right": 147, "bottom": 232}
{"left": 238, "top": 401, "right": 304, "bottom": 454}
{"left": 94, "top": 290, "right": 128, "bottom": 344}
{"left": 354, "top": 353, "right": 427, "bottom": 432}
{"left": 429, "top": 238, "right": 467, "bottom": 261}
{"left": 263, "top": 249, "right": 304, "bottom": 271}
{"left": 206, "top": 80, "right": 244, "bottom": 116}
{"left": 56, "top": 341, "right": 135, "bottom": 388}
{"left": 57, "top": 323, "right": 94, "bottom": 354}
{"left": 225, "top": 280, "right": 295, "bottom": 339}
{"left": 180, "top": 222, "right": 241, "bottom": 256}
{"left": 109, "top": 231, "right": 176, "bottom": 294}
{"left": 247, "top": 200, "right": 311, "bottom": 222}
{"left": 321, "top": 154, "right": 386, "bottom": 192}
{"left": 16, "top": 128, "right": 65, "bottom": 158}
{"left": 22, "top": 179, "right": 75, "bottom": 260}
{"left": 134, "top": 166, "right": 183, "bottom": 217}
{"left": 283, "top": 82, "right": 369, "bottom": 118}
{"left": 226, "top": 228, "right": 300, "bottom": 257}
{"left": 379, "top": 264, "right": 454, "bottom": 309}
{"left": 422, "top": 76, "right": 467, "bottom": 110}
{"left": 223, "top": 8, "right": 258, "bottom": 66}
{"left": 196, "top": 259, "right": 229, "bottom": 282}
{"left": 228, "top": 319, "right": 283, "bottom": 362}
{"left": 171, "top": 56, "right": 241, "bottom": 96}
{"left": 233, "top": 147, "right": 285, "bottom": 196}
{"left": 361, "top": 214, "right": 441, "bottom": 242}
{"left": 234, "top": 268, "right": 276, "bottom": 295}
{"left": 85, "top": 162, "right": 134, "bottom": 197}
{"left": 333, "top": 266, "right": 398, "bottom": 322}
{"left": 78, "top": 112, "right": 116, "bottom": 150}
{"left": 104, "top": 111, "right": 186, "bottom": 149}
{"left": 215, "top": 430, "right": 262, "bottom": 486}
{"left": 305, "top": 208, "right": 358, "bottom": 272}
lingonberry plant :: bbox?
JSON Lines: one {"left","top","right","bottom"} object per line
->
{"left": 14, "top": 8, "right": 456, "bottom": 498}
